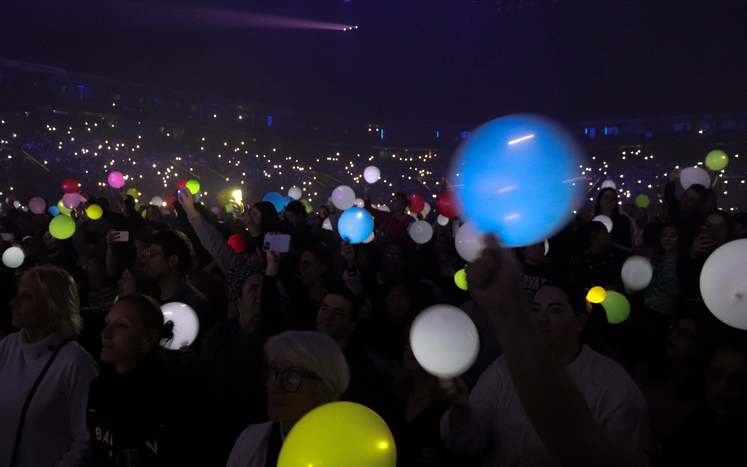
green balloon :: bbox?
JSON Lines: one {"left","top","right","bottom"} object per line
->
{"left": 225, "top": 203, "right": 233, "bottom": 213}
{"left": 705, "top": 150, "right": 728, "bottom": 171}
{"left": 49, "top": 214, "right": 76, "bottom": 240}
{"left": 454, "top": 268, "right": 468, "bottom": 290}
{"left": 601, "top": 291, "right": 630, "bottom": 324}
{"left": 635, "top": 194, "right": 650, "bottom": 208}
{"left": 305, "top": 204, "right": 313, "bottom": 213}
{"left": 57, "top": 200, "right": 72, "bottom": 214}
{"left": 186, "top": 179, "right": 201, "bottom": 195}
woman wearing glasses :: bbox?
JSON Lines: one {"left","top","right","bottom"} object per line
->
{"left": 227, "top": 330, "right": 350, "bottom": 467}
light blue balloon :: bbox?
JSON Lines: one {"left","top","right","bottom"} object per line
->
{"left": 263, "top": 192, "right": 285, "bottom": 212}
{"left": 48, "top": 206, "right": 60, "bottom": 216}
{"left": 338, "top": 207, "right": 374, "bottom": 244}
{"left": 450, "top": 114, "right": 585, "bottom": 247}
{"left": 283, "top": 196, "right": 294, "bottom": 207}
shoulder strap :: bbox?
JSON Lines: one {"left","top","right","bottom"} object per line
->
{"left": 10, "top": 339, "right": 71, "bottom": 467}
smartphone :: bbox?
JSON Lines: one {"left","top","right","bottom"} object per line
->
{"left": 112, "top": 231, "right": 130, "bottom": 242}
{"left": 231, "top": 190, "right": 245, "bottom": 214}
{"left": 263, "top": 234, "right": 291, "bottom": 253}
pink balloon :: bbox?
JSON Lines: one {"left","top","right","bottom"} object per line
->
{"left": 210, "top": 207, "right": 220, "bottom": 215}
{"left": 108, "top": 171, "right": 125, "bottom": 188}
{"left": 29, "top": 197, "right": 46, "bottom": 214}
{"left": 62, "top": 192, "right": 81, "bottom": 209}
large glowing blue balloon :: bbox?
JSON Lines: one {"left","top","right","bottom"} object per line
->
{"left": 263, "top": 192, "right": 285, "bottom": 212}
{"left": 450, "top": 114, "right": 585, "bottom": 247}
{"left": 283, "top": 196, "right": 294, "bottom": 207}
{"left": 338, "top": 207, "right": 374, "bottom": 244}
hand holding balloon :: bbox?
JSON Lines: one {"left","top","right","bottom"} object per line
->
{"left": 467, "top": 234, "right": 525, "bottom": 312}
{"left": 438, "top": 377, "right": 471, "bottom": 429}
{"left": 179, "top": 187, "right": 196, "bottom": 211}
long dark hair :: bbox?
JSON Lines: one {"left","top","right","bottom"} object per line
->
{"left": 594, "top": 187, "right": 620, "bottom": 218}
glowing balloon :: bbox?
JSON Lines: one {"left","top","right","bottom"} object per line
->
{"left": 278, "top": 401, "right": 396, "bottom": 467}
{"left": 544, "top": 238, "right": 550, "bottom": 255}
{"left": 300, "top": 199, "right": 308, "bottom": 206}
{"left": 408, "top": 211, "right": 418, "bottom": 219}
{"left": 217, "top": 189, "right": 233, "bottom": 206}
{"left": 600, "top": 180, "right": 617, "bottom": 190}
{"left": 13, "top": 200, "right": 20, "bottom": 209}
{"left": 227, "top": 234, "right": 246, "bottom": 253}
{"left": 450, "top": 114, "right": 585, "bottom": 247}
{"left": 151, "top": 196, "right": 163, "bottom": 206}
{"left": 680, "top": 167, "right": 711, "bottom": 191}
{"left": 455, "top": 222, "right": 487, "bottom": 263}
{"left": 410, "top": 305, "right": 479, "bottom": 377}
{"left": 423, "top": 202, "right": 431, "bottom": 216}
{"left": 160, "top": 302, "right": 200, "bottom": 349}
{"left": 437, "top": 192, "right": 458, "bottom": 218}
{"left": 587, "top": 286, "right": 607, "bottom": 303}
{"left": 263, "top": 192, "right": 285, "bottom": 212}
{"left": 331, "top": 186, "right": 356, "bottom": 211}
{"left": 62, "top": 178, "right": 79, "bottom": 194}
{"left": 338, "top": 207, "right": 374, "bottom": 244}
{"left": 177, "top": 178, "right": 188, "bottom": 190}
{"left": 409, "top": 220, "right": 433, "bottom": 244}
{"left": 48, "top": 206, "right": 60, "bottom": 216}
{"left": 408, "top": 194, "right": 425, "bottom": 214}
{"left": 592, "top": 215, "right": 613, "bottom": 233}
{"left": 29, "top": 197, "right": 46, "bottom": 214}
{"left": 363, "top": 232, "right": 375, "bottom": 243}
{"left": 322, "top": 218, "right": 333, "bottom": 231}
{"left": 2, "top": 247, "right": 25, "bottom": 269}
{"left": 378, "top": 205, "right": 390, "bottom": 213}
{"left": 621, "top": 256, "right": 653, "bottom": 291}
{"left": 126, "top": 188, "right": 139, "bottom": 199}
{"left": 705, "top": 150, "right": 728, "bottom": 171}
{"left": 210, "top": 206, "right": 220, "bottom": 215}
{"left": 363, "top": 166, "right": 381, "bottom": 184}
{"left": 62, "top": 193, "right": 81, "bottom": 210}
{"left": 283, "top": 196, "right": 294, "bottom": 207}
{"left": 49, "top": 215, "right": 76, "bottom": 240}
{"left": 57, "top": 200, "right": 72, "bottom": 214}
{"left": 635, "top": 194, "right": 650, "bottom": 208}
{"left": 108, "top": 171, "right": 125, "bottom": 189}
{"left": 87, "top": 204, "right": 103, "bottom": 220}
{"left": 454, "top": 269, "right": 468, "bottom": 291}
{"left": 224, "top": 203, "right": 233, "bottom": 213}
{"left": 288, "top": 186, "right": 303, "bottom": 200}
{"left": 185, "top": 179, "right": 200, "bottom": 195}
{"left": 305, "top": 204, "right": 313, "bottom": 213}
{"left": 354, "top": 198, "right": 365, "bottom": 208}
{"left": 700, "top": 239, "right": 747, "bottom": 330}
{"left": 601, "top": 291, "right": 630, "bottom": 324}
{"left": 437, "top": 215, "right": 449, "bottom": 226}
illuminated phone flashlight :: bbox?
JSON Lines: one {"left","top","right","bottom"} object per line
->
{"left": 232, "top": 190, "right": 243, "bottom": 205}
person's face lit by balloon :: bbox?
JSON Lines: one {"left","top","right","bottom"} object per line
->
{"left": 117, "top": 268, "right": 139, "bottom": 296}
{"left": 10, "top": 274, "right": 52, "bottom": 332}
{"left": 386, "top": 285, "right": 412, "bottom": 321}
{"left": 266, "top": 358, "right": 327, "bottom": 430}
{"left": 705, "top": 214, "right": 729, "bottom": 249}
{"left": 101, "top": 302, "right": 158, "bottom": 374}
{"left": 143, "top": 244, "right": 172, "bottom": 281}
{"left": 598, "top": 189, "right": 617, "bottom": 217}
{"left": 299, "top": 251, "right": 326, "bottom": 286}
{"left": 531, "top": 286, "right": 586, "bottom": 353}
{"left": 659, "top": 226, "right": 679, "bottom": 255}
{"left": 680, "top": 187, "right": 706, "bottom": 215}
{"left": 389, "top": 194, "right": 407, "bottom": 214}
{"left": 236, "top": 274, "right": 263, "bottom": 322}
{"left": 316, "top": 293, "right": 355, "bottom": 341}
{"left": 521, "top": 242, "right": 545, "bottom": 266}
{"left": 705, "top": 349, "right": 747, "bottom": 421}
{"left": 666, "top": 317, "right": 700, "bottom": 361}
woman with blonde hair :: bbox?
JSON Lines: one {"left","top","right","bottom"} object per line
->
{"left": 0, "top": 264, "right": 99, "bottom": 467}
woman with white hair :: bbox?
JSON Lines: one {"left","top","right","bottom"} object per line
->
{"left": 0, "top": 264, "right": 99, "bottom": 467}
{"left": 227, "top": 330, "right": 351, "bottom": 467}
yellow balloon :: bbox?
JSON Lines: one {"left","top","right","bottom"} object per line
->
{"left": 279, "top": 402, "right": 396, "bottom": 467}
{"left": 217, "top": 189, "right": 233, "bottom": 207}
{"left": 587, "top": 286, "right": 607, "bottom": 304}
{"left": 126, "top": 188, "right": 139, "bottom": 198}
{"left": 454, "top": 268, "right": 468, "bottom": 290}
{"left": 57, "top": 200, "right": 72, "bottom": 214}
{"left": 300, "top": 199, "right": 308, "bottom": 206}
{"left": 87, "top": 204, "right": 103, "bottom": 220}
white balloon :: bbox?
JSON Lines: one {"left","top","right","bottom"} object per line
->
{"left": 353, "top": 198, "right": 365, "bottom": 208}
{"left": 378, "top": 205, "right": 390, "bottom": 212}
{"left": 2, "top": 246, "right": 25, "bottom": 268}
{"left": 600, "top": 180, "right": 617, "bottom": 190}
{"left": 437, "top": 215, "right": 449, "bottom": 226}
{"left": 151, "top": 196, "right": 163, "bottom": 206}
{"left": 455, "top": 221, "right": 487, "bottom": 263}
{"left": 680, "top": 167, "right": 711, "bottom": 191}
{"left": 194, "top": 192, "right": 201, "bottom": 202}
{"left": 62, "top": 192, "right": 81, "bottom": 209}
{"left": 423, "top": 202, "right": 431, "bottom": 215}
{"left": 409, "top": 211, "right": 418, "bottom": 219}
{"left": 363, "top": 232, "right": 375, "bottom": 243}
{"left": 160, "top": 302, "right": 200, "bottom": 350}
{"left": 592, "top": 215, "right": 613, "bottom": 233}
{"left": 409, "top": 220, "right": 434, "bottom": 244}
{"left": 544, "top": 238, "right": 550, "bottom": 256}
{"left": 363, "top": 166, "right": 380, "bottom": 184}
{"left": 288, "top": 186, "right": 303, "bottom": 200}
{"left": 330, "top": 185, "right": 356, "bottom": 211}
{"left": 700, "top": 239, "right": 747, "bottom": 330}
{"left": 322, "top": 218, "right": 333, "bottom": 231}
{"left": 621, "top": 255, "right": 653, "bottom": 291}
{"left": 410, "top": 305, "right": 480, "bottom": 377}
{"left": 13, "top": 200, "right": 21, "bottom": 209}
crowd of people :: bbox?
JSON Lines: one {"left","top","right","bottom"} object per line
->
{"left": 1, "top": 152, "right": 746, "bottom": 466}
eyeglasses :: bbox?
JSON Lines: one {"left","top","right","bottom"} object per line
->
{"left": 264, "top": 366, "right": 321, "bottom": 393}
{"left": 318, "top": 304, "right": 350, "bottom": 321}
{"left": 144, "top": 250, "right": 164, "bottom": 258}
{"left": 706, "top": 366, "right": 747, "bottom": 391}
{"left": 299, "top": 260, "right": 322, "bottom": 269}
{"left": 382, "top": 252, "right": 403, "bottom": 259}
